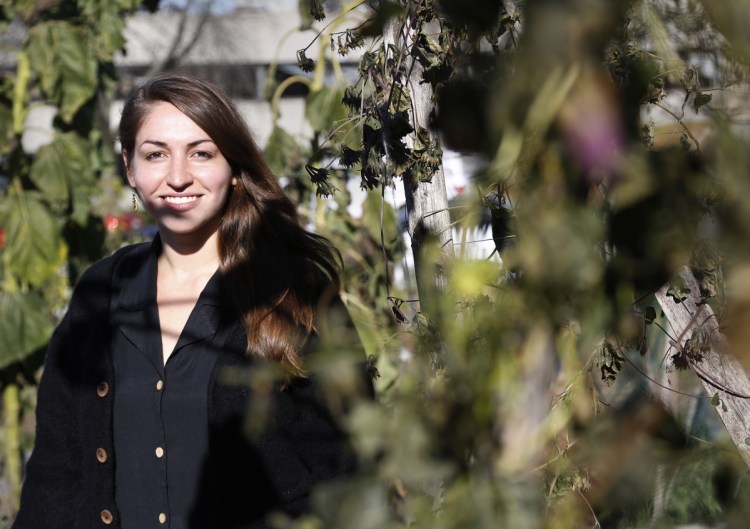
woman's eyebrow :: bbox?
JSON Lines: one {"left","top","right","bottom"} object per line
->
{"left": 139, "top": 138, "right": 214, "bottom": 148}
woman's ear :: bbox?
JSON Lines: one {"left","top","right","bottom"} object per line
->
{"left": 122, "top": 150, "right": 135, "bottom": 187}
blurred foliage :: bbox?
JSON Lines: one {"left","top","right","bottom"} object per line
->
{"left": 284, "top": 0, "right": 750, "bottom": 528}
{"left": 0, "top": 0, "right": 156, "bottom": 516}
{"left": 0, "top": 0, "right": 157, "bottom": 368}
{"left": 1, "top": 0, "right": 750, "bottom": 526}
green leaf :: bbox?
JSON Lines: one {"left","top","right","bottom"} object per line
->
{"left": 5, "top": 0, "right": 38, "bottom": 21}
{"left": 451, "top": 260, "right": 498, "bottom": 297}
{"left": 305, "top": 84, "right": 349, "bottom": 132}
{"left": 30, "top": 132, "right": 98, "bottom": 224}
{"left": 26, "top": 23, "right": 61, "bottom": 98}
{"left": 95, "top": 9, "right": 127, "bottom": 60}
{"left": 0, "top": 289, "right": 54, "bottom": 368}
{"left": 26, "top": 21, "right": 98, "bottom": 122}
{"left": 1, "top": 180, "right": 66, "bottom": 286}
{"left": 77, "top": 0, "right": 131, "bottom": 60}
{"left": 361, "top": 190, "right": 401, "bottom": 258}
{"left": 264, "top": 125, "right": 304, "bottom": 176}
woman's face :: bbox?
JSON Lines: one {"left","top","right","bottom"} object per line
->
{"left": 125, "top": 102, "right": 235, "bottom": 246}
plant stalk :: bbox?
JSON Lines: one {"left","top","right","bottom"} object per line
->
{"left": 3, "top": 382, "right": 21, "bottom": 513}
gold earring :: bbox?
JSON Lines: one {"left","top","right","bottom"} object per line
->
{"left": 132, "top": 191, "right": 138, "bottom": 212}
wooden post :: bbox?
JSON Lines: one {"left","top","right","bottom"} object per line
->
{"left": 655, "top": 266, "right": 750, "bottom": 469}
{"left": 383, "top": 17, "right": 455, "bottom": 300}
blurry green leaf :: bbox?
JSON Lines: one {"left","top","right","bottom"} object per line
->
{"left": 309, "top": 475, "right": 391, "bottom": 529}
{"left": 0, "top": 290, "right": 53, "bottom": 369}
{"left": 1, "top": 181, "right": 66, "bottom": 286}
{"left": 306, "top": 84, "right": 348, "bottom": 132}
{"left": 703, "top": 0, "right": 750, "bottom": 64}
{"left": 6, "top": 0, "right": 38, "bottom": 21}
{"left": 450, "top": 259, "right": 499, "bottom": 297}
{"left": 30, "top": 132, "right": 97, "bottom": 224}
{"left": 26, "top": 21, "right": 98, "bottom": 122}
{"left": 264, "top": 125, "right": 304, "bottom": 176}
{"left": 361, "top": 190, "right": 401, "bottom": 258}
{"left": 341, "top": 293, "right": 385, "bottom": 360}
{"left": 91, "top": 3, "right": 128, "bottom": 60}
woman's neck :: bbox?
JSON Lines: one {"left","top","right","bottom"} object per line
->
{"left": 157, "top": 231, "right": 221, "bottom": 279}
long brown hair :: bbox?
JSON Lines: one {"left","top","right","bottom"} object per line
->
{"left": 119, "top": 73, "right": 341, "bottom": 377}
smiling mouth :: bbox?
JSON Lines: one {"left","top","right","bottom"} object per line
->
{"left": 163, "top": 195, "right": 199, "bottom": 204}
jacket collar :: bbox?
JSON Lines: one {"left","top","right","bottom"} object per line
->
{"left": 111, "top": 235, "right": 233, "bottom": 363}
{"left": 116, "top": 236, "right": 160, "bottom": 311}
{"left": 115, "top": 235, "right": 231, "bottom": 311}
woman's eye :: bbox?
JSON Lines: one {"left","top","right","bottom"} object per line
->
{"left": 145, "top": 152, "right": 165, "bottom": 161}
{"left": 193, "top": 151, "right": 213, "bottom": 160}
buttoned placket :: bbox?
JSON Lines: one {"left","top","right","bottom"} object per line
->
{"left": 96, "top": 379, "right": 115, "bottom": 526}
{"left": 113, "top": 296, "right": 173, "bottom": 528}
{"left": 112, "top": 242, "right": 224, "bottom": 529}
{"left": 153, "top": 363, "right": 170, "bottom": 527}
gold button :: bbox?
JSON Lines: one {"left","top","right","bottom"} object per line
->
{"left": 156, "top": 380, "right": 164, "bottom": 391}
{"left": 155, "top": 446, "right": 164, "bottom": 458}
{"left": 100, "top": 509, "right": 113, "bottom": 525}
{"left": 158, "top": 513, "right": 167, "bottom": 524}
{"left": 96, "top": 448, "right": 107, "bottom": 463}
{"left": 96, "top": 382, "right": 109, "bottom": 397}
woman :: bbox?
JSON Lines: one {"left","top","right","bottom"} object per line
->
{"left": 14, "top": 74, "right": 366, "bottom": 529}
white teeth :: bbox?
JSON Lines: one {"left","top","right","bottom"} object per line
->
{"left": 164, "top": 196, "right": 198, "bottom": 204}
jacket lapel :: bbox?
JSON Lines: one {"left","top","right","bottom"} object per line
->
{"left": 111, "top": 238, "right": 163, "bottom": 371}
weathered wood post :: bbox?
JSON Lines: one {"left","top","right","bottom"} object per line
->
{"left": 656, "top": 266, "right": 750, "bottom": 469}
{"left": 383, "top": 16, "right": 455, "bottom": 300}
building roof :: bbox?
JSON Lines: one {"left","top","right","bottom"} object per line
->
{"left": 1, "top": 6, "right": 365, "bottom": 70}
{"left": 116, "top": 7, "right": 363, "bottom": 67}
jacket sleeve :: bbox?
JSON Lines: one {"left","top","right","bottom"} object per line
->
{"left": 12, "top": 246, "right": 128, "bottom": 529}
{"left": 271, "top": 293, "right": 374, "bottom": 514}
{"left": 208, "top": 293, "right": 374, "bottom": 529}
{"left": 12, "top": 311, "right": 82, "bottom": 528}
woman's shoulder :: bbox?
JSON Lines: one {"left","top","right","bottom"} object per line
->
{"left": 79, "top": 243, "right": 150, "bottom": 280}
{"left": 73, "top": 242, "right": 151, "bottom": 294}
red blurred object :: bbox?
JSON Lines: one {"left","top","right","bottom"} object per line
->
{"left": 0, "top": 228, "right": 4, "bottom": 248}
{"left": 103, "top": 213, "right": 144, "bottom": 233}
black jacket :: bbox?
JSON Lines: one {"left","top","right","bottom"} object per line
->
{"left": 13, "top": 242, "right": 358, "bottom": 529}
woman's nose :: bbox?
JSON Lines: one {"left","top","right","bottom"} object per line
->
{"left": 166, "top": 157, "right": 192, "bottom": 188}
